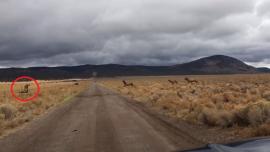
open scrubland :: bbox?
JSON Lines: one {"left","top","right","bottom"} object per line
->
{"left": 0, "top": 80, "right": 90, "bottom": 137}
{"left": 101, "top": 74, "right": 270, "bottom": 139}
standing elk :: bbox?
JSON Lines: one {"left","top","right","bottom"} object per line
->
{"left": 19, "top": 84, "right": 30, "bottom": 94}
{"left": 122, "top": 80, "right": 134, "bottom": 87}
{"left": 185, "top": 77, "right": 198, "bottom": 84}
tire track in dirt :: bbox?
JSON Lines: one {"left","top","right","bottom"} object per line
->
{"left": 94, "top": 86, "right": 123, "bottom": 152}
{"left": 99, "top": 86, "right": 205, "bottom": 151}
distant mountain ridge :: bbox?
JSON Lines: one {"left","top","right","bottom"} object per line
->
{"left": 174, "top": 55, "right": 258, "bottom": 74}
{"left": 257, "top": 67, "right": 270, "bottom": 73}
{"left": 0, "top": 55, "right": 269, "bottom": 81}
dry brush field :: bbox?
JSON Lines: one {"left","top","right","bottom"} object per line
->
{"left": 0, "top": 80, "right": 90, "bottom": 137}
{"left": 101, "top": 74, "right": 270, "bottom": 139}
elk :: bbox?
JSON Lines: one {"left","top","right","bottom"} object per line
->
{"left": 185, "top": 77, "right": 198, "bottom": 84}
{"left": 168, "top": 80, "right": 178, "bottom": 85}
{"left": 177, "top": 91, "right": 182, "bottom": 98}
{"left": 122, "top": 80, "right": 134, "bottom": 87}
{"left": 20, "top": 84, "right": 30, "bottom": 94}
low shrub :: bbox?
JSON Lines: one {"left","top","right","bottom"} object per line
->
{"left": 235, "top": 102, "right": 270, "bottom": 126}
{"left": 198, "top": 108, "right": 235, "bottom": 128}
{"left": 0, "top": 104, "right": 17, "bottom": 120}
{"left": 262, "top": 91, "right": 270, "bottom": 101}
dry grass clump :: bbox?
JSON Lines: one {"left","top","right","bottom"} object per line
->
{"left": 0, "top": 80, "right": 90, "bottom": 136}
{"left": 251, "top": 124, "right": 270, "bottom": 136}
{"left": 101, "top": 74, "right": 270, "bottom": 138}
{"left": 197, "top": 102, "right": 270, "bottom": 128}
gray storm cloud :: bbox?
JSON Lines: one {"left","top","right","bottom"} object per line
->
{"left": 0, "top": 0, "right": 270, "bottom": 67}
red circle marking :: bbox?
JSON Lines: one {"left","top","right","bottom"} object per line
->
{"left": 10, "top": 76, "right": 40, "bottom": 102}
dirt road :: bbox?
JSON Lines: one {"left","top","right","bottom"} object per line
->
{"left": 0, "top": 84, "right": 204, "bottom": 152}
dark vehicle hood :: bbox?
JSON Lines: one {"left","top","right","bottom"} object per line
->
{"left": 182, "top": 138, "right": 270, "bottom": 152}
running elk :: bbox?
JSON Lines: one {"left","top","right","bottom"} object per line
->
{"left": 168, "top": 80, "right": 178, "bottom": 85}
{"left": 185, "top": 77, "right": 198, "bottom": 84}
{"left": 122, "top": 80, "right": 134, "bottom": 87}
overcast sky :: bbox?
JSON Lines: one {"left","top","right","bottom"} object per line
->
{"left": 0, "top": 0, "right": 270, "bottom": 67}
